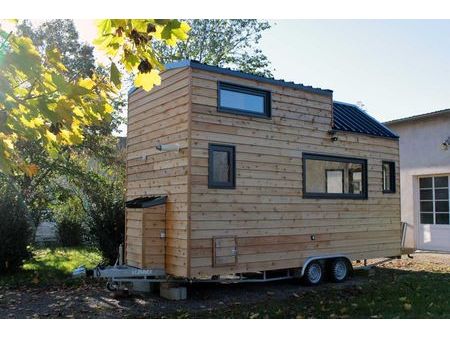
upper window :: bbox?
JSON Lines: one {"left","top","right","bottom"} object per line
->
{"left": 303, "top": 153, "right": 368, "bottom": 199}
{"left": 208, "top": 144, "right": 236, "bottom": 189}
{"left": 382, "top": 161, "right": 396, "bottom": 193}
{"left": 218, "top": 82, "right": 271, "bottom": 118}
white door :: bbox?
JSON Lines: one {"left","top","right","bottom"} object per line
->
{"left": 417, "top": 175, "right": 450, "bottom": 251}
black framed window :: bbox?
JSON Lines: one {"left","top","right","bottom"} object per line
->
{"left": 382, "top": 161, "right": 396, "bottom": 193}
{"left": 218, "top": 82, "right": 271, "bottom": 118}
{"left": 303, "top": 153, "right": 368, "bottom": 199}
{"left": 208, "top": 144, "right": 236, "bottom": 189}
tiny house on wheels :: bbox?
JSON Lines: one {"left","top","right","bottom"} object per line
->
{"left": 125, "top": 60, "right": 401, "bottom": 289}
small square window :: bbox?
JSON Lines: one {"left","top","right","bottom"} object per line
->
{"left": 382, "top": 161, "right": 396, "bottom": 193}
{"left": 208, "top": 144, "right": 236, "bottom": 189}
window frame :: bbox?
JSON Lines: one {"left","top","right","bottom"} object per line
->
{"left": 382, "top": 161, "right": 396, "bottom": 194}
{"left": 302, "top": 153, "right": 368, "bottom": 200}
{"left": 217, "top": 81, "right": 271, "bottom": 118}
{"left": 208, "top": 143, "right": 236, "bottom": 189}
{"left": 419, "top": 175, "right": 450, "bottom": 225}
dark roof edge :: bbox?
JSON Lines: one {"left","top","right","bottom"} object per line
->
{"left": 333, "top": 101, "right": 399, "bottom": 139}
{"left": 125, "top": 195, "right": 167, "bottom": 208}
{"left": 186, "top": 60, "right": 332, "bottom": 97}
{"left": 129, "top": 60, "right": 333, "bottom": 97}
{"left": 332, "top": 128, "right": 399, "bottom": 141}
{"left": 384, "top": 108, "right": 450, "bottom": 125}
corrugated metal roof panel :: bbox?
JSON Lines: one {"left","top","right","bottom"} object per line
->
{"left": 333, "top": 102, "right": 399, "bottom": 139}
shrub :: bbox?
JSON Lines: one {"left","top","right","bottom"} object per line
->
{"left": 78, "top": 166, "right": 125, "bottom": 265}
{"left": 0, "top": 177, "right": 32, "bottom": 273}
{"left": 56, "top": 218, "right": 83, "bottom": 247}
{"left": 53, "top": 196, "right": 85, "bottom": 247}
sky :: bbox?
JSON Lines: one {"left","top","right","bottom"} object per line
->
{"left": 259, "top": 20, "right": 450, "bottom": 122}
{"left": 12, "top": 19, "right": 450, "bottom": 123}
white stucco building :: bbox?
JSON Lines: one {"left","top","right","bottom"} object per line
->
{"left": 385, "top": 109, "right": 450, "bottom": 252}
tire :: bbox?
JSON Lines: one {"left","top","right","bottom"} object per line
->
{"left": 329, "top": 258, "right": 350, "bottom": 283}
{"left": 302, "top": 261, "right": 324, "bottom": 286}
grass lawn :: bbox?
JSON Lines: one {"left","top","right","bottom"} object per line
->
{"left": 0, "top": 247, "right": 103, "bottom": 287}
{"left": 181, "top": 260, "right": 450, "bottom": 319}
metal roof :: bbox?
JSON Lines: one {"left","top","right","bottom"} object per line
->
{"left": 129, "top": 60, "right": 396, "bottom": 139}
{"left": 332, "top": 101, "right": 399, "bottom": 139}
{"left": 384, "top": 108, "right": 450, "bottom": 125}
{"left": 128, "top": 60, "right": 332, "bottom": 97}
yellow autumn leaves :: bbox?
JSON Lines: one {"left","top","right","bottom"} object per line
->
{"left": 0, "top": 19, "right": 190, "bottom": 174}
{"left": 93, "top": 19, "right": 190, "bottom": 93}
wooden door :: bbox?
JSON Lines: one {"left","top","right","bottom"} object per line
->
{"left": 142, "top": 205, "right": 166, "bottom": 269}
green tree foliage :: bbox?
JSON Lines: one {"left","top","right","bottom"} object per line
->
{"left": 52, "top": 195, "right": 86, "bottom": 247}
{"left": 94, "top": 19, "right": 190, "bottom": 91}
{"left": 17, "top": 20, "right": 95, "bottom": 78}
{"left": 0, "top": 175, "right": 32, "bottom": 272}
{"left": 0, "top": 25, "right": 115, "bottom": 174}
{"left": 3, "top": 20, "right": 125, "bottom": 227}
{"left": 58, "top": 149, "right": 126, "bottom": 263}
{"left": 0, "top": 19, "right": 189, "bottom": 174}
{"left": 82, "top": 164, "right": 125, "bottom": 264}
{"left": 153, "top": 19, "right": 273, "bottom": 77}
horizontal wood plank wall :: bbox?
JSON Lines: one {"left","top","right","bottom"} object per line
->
{"left": 126, "top": 67, "right": 191, "bottom": 277}
{"left": 126, "top": 206, "right": 166, "bottom": 269}
{"left": 189, "top": 68, "right": 401, "bottom": 277}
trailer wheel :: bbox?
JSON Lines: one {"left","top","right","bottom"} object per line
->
{"left": 329, "top": 258, "right": 350, "bottom": 283}
{"left": 106, "top": 281, "right": 118, "bottom": 292}
{"left": 302, "top": 261, "right": 324, "bottom": 286}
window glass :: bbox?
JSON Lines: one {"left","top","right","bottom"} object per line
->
{"left": 208, "top": 144, "right": 235, "bottom": 189}
{"left": 220, "top": 89, "right": 265, "bottom": 114}
{"left": 420, "top": 201, "right": 433, "bottom": 212}
{"left": 435, "top": 189, "right": 449, "bottom": 200}
{"left": 436, "top": 213, "right": 450, "bottom": 224}
{"left": 212, "top": 150, "right": 230, "bottom": 183}
{"left": 420, "top": 177, "right": 432, "bottom": 188}
{"left": 420, "top": 213, "right": 434, "bottom": 224}
{"left": 434, "top": 176, "right": 448, "bottom": 188}
{"left": 382, "top": 161, "right": 395, "bottom": 193}
{"left": 303, "top": 154, "right": 367, "bottom": 198}
{"left": 419, "top": 176, "right": 450, "bottom": 225}
{"left": 218, "top": 82, "right": 270, "bottom": 117}
{"left": 349, "top": 169, "right": 362, "bottom": 194}
{"left": 326, "top": 170, "right": 343, "bottom": 193}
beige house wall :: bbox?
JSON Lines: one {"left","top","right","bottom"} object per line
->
{"left": 386, "top": 112, "right": 450, "bottom": 252}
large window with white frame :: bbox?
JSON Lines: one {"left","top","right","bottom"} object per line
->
{"left": 419, "top": 176, "right": 449, "bottom": 225}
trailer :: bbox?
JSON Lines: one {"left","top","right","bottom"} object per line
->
{"left": 118, "top": 60, "right": 403, "bottom": 297}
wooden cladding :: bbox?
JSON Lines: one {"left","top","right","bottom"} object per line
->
{"left": 125, "top": 205, "right": 166, "bottom": 269}
{"left": 126, "top": 64, "right": 401, "bottom": 279}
